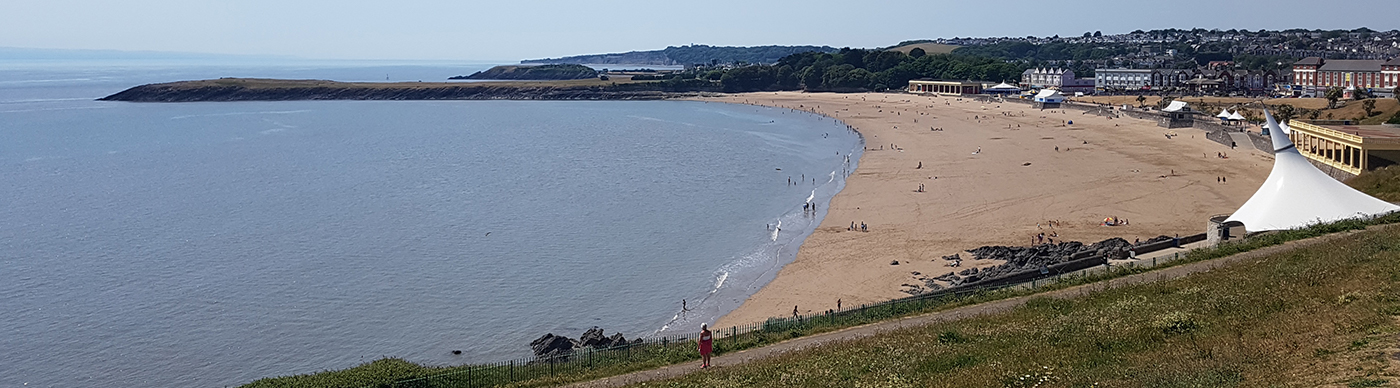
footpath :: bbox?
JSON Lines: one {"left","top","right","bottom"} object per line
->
{"left": 564, "top": 223, "right": 1394, "bottom": 388}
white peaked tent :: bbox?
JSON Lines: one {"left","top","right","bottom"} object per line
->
{"left": 987, "top": 83, "right": 1020, "bottom": 91}
{"left": 1033, "top": 89, "right": 1066, "bottom": 103}
{"left": 1226, "top": 111, "right": 1246, "bottom": 121}
{"left": 1225, "top": 110, "right": 1400, "bottom": 232}
{"left": 1162, "top": 100, "right": 1189, "bottom": 112}
{"left": 1217, "top": 108, "right": 1232, "bottom": 118}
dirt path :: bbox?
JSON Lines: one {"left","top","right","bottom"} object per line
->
{"left": 564, "top": 224, "right": 1392, "bottom": 388}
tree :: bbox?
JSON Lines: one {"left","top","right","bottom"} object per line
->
{"left": 1156, "top": 96, "right": 1176, "bottom": 110}
{"left": 1093, "top": 31, "right": 1103, "bottom": 37}
{"left": 1083, "top": 32, "right": 1093, "bottom": 38}
{"left": 909, "top": 47, "right": 926, "bottom": 58}
{"left": 1395, "top": 86, "right": 1400, "bottom": 105}
{"left": 1324, "top": 87, "right": 1344, "bottom": 109}
{"left": 1275, "top": 104, "right": 1297, "bottom": 123}
{"left": 1354, "top": 87, "right": 1372, "bottom": 100}
{"left": 1363, "top": 99, "right": 1378, "bottom": 117}
{"left": 1136, "top": 95, "right": 1147, "bottom": 107}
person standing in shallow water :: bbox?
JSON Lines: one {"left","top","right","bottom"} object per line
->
{"left": 698, "top": 324, "right": 713, "bottom": 368}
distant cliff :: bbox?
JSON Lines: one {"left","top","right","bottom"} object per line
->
{"left": 451, "top": 64, "right": 597, "bottom": 80}
{"left": 521, "top": 44, "right": 838, "bottom": 66}
{"left": 98, "top": 78, "right": 720, "bottom": 102}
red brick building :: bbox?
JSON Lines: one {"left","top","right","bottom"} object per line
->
{"left": 1292, "top": 57, "right": 1400, "bottom": 98}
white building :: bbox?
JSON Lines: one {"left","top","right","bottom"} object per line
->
{"left": 1096, "top": 69, "right": 1154, "bottom": 91}
{"left": 1021, "top": 68, "right": 1075, "bottom": 89}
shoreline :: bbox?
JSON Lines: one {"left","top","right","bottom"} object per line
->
{"left": 654, "top": 101, "right": 864, "bottom": 338}
{"left": 702, "top": 91, "right": 1272, "bottom": 328}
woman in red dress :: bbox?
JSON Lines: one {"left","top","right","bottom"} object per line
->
{"left": 698, "top": 324, "right": 713, "bottom": 368}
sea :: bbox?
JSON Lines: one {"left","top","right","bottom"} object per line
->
{"left": 0, "top": 60, "right": 861, "bottom": 387}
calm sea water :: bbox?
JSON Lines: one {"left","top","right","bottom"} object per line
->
{"left": 0, "top": 63, "right": 860, "bottom": 387}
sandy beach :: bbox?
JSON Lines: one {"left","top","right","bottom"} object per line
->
{"left": 701, "top": 91, "right": 1272, "bottom": 328}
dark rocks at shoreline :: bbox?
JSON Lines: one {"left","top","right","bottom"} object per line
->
{"left": 919, "top": 237, "right": 1134, "bottom": 291}
{"left": 530, "top": 326, "right": 638, "bottom": 359}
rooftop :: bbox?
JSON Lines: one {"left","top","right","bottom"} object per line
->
{"left": 1295, "top": 57, "right": 1323, "bottom": 66}
{"left": 1096, "top": 68, "right": 1154, "bottom": 74}
{"left": 1321, "top": 124, "right": 1400, "bottom": 140}
{"left": 1318, "top": 59, "right": 1387, "bottom": 72}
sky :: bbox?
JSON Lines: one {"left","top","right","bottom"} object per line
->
{"left": 2, "top": 0, "right": 1397, "bottom": 62}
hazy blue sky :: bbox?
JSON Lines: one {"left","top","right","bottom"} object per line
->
{"left": 2, "top": 0, "right": 1397, "bottom": 61}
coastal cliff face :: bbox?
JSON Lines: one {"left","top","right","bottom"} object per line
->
{"left": 98, "top": 79, "right": 700, "bottom": 102}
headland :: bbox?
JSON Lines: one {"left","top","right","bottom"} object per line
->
{"left": 98, "top": 77, "right": 716, "bottom": 102}
{"left": 701, "top": 92, "right": 1272, "bottom": 328}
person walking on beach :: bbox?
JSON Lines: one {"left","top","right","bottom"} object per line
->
{"left": 698, "top": 324, "right": 713, "bottom": 368}
{"left": 793, "top": 305, "right": 800, "bottom": 319}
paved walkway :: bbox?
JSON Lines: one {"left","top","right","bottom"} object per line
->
{"left": 564, "top": 224, "right": 1392, "bottom": 388}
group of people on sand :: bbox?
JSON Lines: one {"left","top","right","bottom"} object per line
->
{"left": 1103, "top": 216, "right": 1130, "bottom": 226}
{"left": 1032, "top": 220, "right": 1064, "bottom": 245}
{"left": 848, "top": 221, "right": 867, "bottom": 232}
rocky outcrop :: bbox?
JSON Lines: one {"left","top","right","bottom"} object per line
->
{"left": 530, "top": 333, "right": 576, "bottom": 358}
{"left": 919, "top": 237, "right": 1133, "bottom": 291}
{"left": 530, "top": 327, "right": 637, "bottom": 359}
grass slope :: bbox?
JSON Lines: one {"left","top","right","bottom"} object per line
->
{"left": 640, "top": 225, "right": 1400, "bottom": 387}
{"left": 1349, "top": 165, "right": 1400, "bottom": 203}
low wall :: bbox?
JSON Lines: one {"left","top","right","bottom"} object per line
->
{"left": 1205, "top": 129, "right": 1234, "bottom": 148}
{"left": 1245, "top": 131, "right": 1274, "bottom": 154}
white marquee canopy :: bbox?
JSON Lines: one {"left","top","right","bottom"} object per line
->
{"left": 1225, "top": 110, "right": 1399, "bottom": 232}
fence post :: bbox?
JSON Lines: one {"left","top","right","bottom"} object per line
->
{"left": 510, "top": 360, "right": 514, "bottom": 382}
{"left": 468, "top": 366, "right": 473, "bottom": 388}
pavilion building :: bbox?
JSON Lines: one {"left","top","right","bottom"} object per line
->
{"left": 907, "top": 79, "right": 984, "bottom": 95}
{"left": 1285, "top": 120, "right": 1400, "bottom": 177}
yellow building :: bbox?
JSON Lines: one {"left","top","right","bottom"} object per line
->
{"left": 1287, "top": 121, "right": 1400, "bottom": 176}
{"left": 907, "top": 79, "right": 983, "bottom": 95}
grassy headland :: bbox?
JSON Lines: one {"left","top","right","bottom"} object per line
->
{"left": 98, "top": 77, "right": 719, "bottom": 102}
{"left": 452, "top": 64, "right": 598, "bottom": 81}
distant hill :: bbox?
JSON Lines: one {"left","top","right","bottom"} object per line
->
{"left": 886, "top": 42, "right": 960, "bottom": 55}
{"left": 452, "top": 64, "right": 598, "bottom": 80}
{"left": 521, "top": 45, "right": 839, "bottom": 66}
